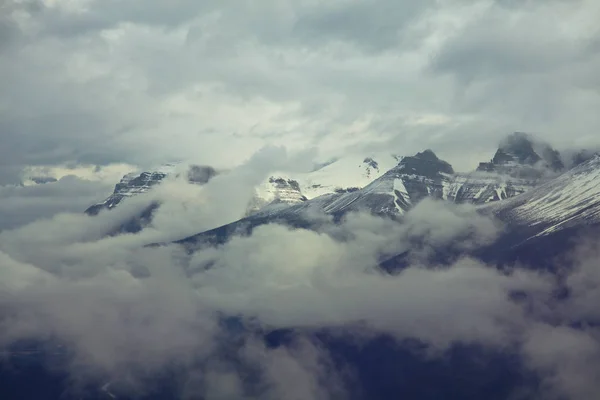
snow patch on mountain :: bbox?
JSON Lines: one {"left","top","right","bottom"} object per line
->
{"left": 445, "top": 172, "right": 536, "bottom": 204}
{"left": 300, "top": 153, "right": 402, "bottom": 198}
{"left": 247, "top": 153, "right": 403, "bottom": 213}
{"left": 85, "top": 133, "right": 590, "bottom": 231}
{"left": 488, "top": 155, "right": 600, "bottom": 237}
{"left": 85, "top": 163, "right": 216, "bottom": 215}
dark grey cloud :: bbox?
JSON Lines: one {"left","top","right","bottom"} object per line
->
{"left": 429, "top": 2, "right": 595, "bottom": 82}
{"left": 292, "top": 0, "right": 434, "bottom": 52}
{"left": 1, "top": 0, "right": 599, "bottom": 179}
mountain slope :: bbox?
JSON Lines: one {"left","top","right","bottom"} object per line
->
{"left": 256, "top": 148, "right": 546, "bottom": 218}
{"left": 85, "top": 164, "right": 218, "bottom": 215}
{"left": 292, "top": 153, "right": 403, "bottom": 199}
{"left": 86, "top": 133, "right": 574, "bottom": 239}
{"left": 175, "top": 151, "right": 600, "bottom": 263}
{"left": 487, "top": 155, "right": 600, "bottom": 238}
{"left": 247, "top": 153, "right": 403, "bottom": 213}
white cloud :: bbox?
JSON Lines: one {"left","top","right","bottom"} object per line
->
{"left": 1, "top": 187, "right": 591, "bottom": 398}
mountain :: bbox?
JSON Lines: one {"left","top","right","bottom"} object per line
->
{"left": 246, "top": 177, "right": 308, "bottom": 214}
{"left": 247, "top": 153, "right": 403, "bottom": 213}
{"left": 168, "top": 149, "right": 513, "bottom": 247}
{"left": 169, "top": 151, "right": 600, "bottom": 305}
{"left": 487, "top": 154, "right": 600, "bottom": 239}
{"left": 263, "top": 133, "right": 562, "bottom": 214}
{"left": 85, "top": 164, "right": 177, "bottom": 215}
{"left": 85, "top": 164, "right": 217, "bottom": 216}
{"left": 85, "top": 133, "right": 570, "bottom": 238}
{"left": 255, "top": 146, "right": 549, "bottom": 218}
{"left": 86, "top": 153, "right": 405, "bottom": 218}
{"left": 281, "top": 153, "right": 403, "bottom": 199}
{"left": 476, "top": 132, "right": 564, "bottom": 178}
{"left": 174, "top": 142, "right": 600, "bottom": 258}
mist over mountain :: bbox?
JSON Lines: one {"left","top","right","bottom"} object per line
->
{"left": 3, "top": 0, "right": 600, "bottom": 397}
{"left": 84, "top": 133, "right": 568, "bottom": 237}
{"left": 2, "top": 132, "right": 600, "bottom": 400}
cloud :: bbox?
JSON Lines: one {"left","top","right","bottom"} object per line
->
{"left": 187, "top": 209, "right": 537, "bottom": 350}
{"left": 425, "top": 0, "right": 600, "bottom": 154}
{"left": 4, "top": 182, "right": 598, "bottom": 398}
{"left": 0, "top": 176, "right": 112, "bottom": 230}
{"left": 2, "top": 0, "right": 600, "bottom": 181}
{"left": 521, "top": 324, "right": 600, "bottom": 400}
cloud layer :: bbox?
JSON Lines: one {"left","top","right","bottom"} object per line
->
{"left": 2, "top": 0, "right": 600, "bottom": 183}
{"left": 1, "top": 170, "right": 600, "bottom": 399}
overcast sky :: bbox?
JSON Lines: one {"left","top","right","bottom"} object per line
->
{"left": 2, "top": 0, "right": 600, "bottom": 184}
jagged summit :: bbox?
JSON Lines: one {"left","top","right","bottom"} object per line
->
{"left": 494, "top": 132, "right": 542, "bottom": 165}
{"left": 477, "top": 132, "right": 564, "bottom": 177}
{"left": 414, "top": 149, "right": 440, "bottom": 161}
{"left": 397, "top": 149, "right": 454, "bottom": 177}
{"left": 85, "top": 164, "right": 217, "bottom": 215}
{"left": 86, "top": 132, "right": 588, "bottom": 231}
{"left": 246, "top": 177, "right": 309, "bottom": 215}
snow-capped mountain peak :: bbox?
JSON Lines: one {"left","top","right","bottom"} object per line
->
{"left": 299, "top": 152, "right": 403, "bottom": 198}
{"left": 246, "top": 153, "right": 403, "bottom": 214}
{"left": 85, "top": 164, "right": 217, "bottom": 215}
{"left": 85, "top": 132, "right": 598, "bottom": 240}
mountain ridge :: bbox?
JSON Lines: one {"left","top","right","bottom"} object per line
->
{"left": 85, "top": 133, "right": 578, "bottom": 237}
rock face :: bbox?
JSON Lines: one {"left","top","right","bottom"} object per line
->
{"left": 487, "top": 154, "right": 600, "bottom": 238}
{"left": 246, "top": 177, "right": 308, "bottom": 215}
{"left": 446, "top": 173, "right": 533, "bottom": 204}
{"left": 476, "top": 132, "right": 564, "bottom": 178}
{"left": 252, "top": 134, "right": 565, "bottom": 214}
{"left": 85, "top": 133, "right": 578, "bottom": 237}
{"left": 352, "top": 149, "right": 456, "bottom": 214}
{"left": 177, "top": 152, "right": 600, "bottom": 264}
{"left": 85, "top": 164, "right": 217, "bottom": 215}
{"left": 266, "top": 144, "right": 554, "bottom": 217}
{"left": 85, "top": 170, "right": 169, "bottom": 216}
{"left": 248, "top": 149, "right": 511, "bottom": 219}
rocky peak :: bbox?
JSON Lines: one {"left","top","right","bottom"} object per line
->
{"left": 85, "top": 164, "right": 218, "bottom": 215}
{"left": 415, "top": 149, "right": 440, "bottom": 162}
{"left": 245, "top": 176, "right": 308, "bottom": 216}
{"left": 397, "top": 150, "right": 454, "bottom": 177}
{"left": 268, "top": 177, "right": 304, "bottom": 196}
{"left": 493, "top": 132, "right": 541, "bottom": 166}
{"left": 477, "top": 133, "right": 565, "bottom": 177}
